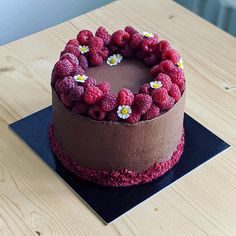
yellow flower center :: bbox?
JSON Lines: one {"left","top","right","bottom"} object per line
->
{"left": 110, "top": 58, "right": 117, "bottom": 64}
{"left": 81, "top": 47, "right": 87, "bottom": 53}
{"left": 153, "top": 83, "right": 160, "bottom": 89}
{"left": 76, "top": 75, "right": 85, "bottom": 81}
{"left": 121, "top": 108, "right": 128, "bottom": 115}
{"left": 177, "top": 59, "right": 184, "bottom": 69}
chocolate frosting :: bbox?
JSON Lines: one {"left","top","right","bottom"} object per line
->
{"left": 52, "top": 89, "right": 185, "bottom": 173}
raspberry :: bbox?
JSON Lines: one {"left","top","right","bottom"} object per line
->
{"left": 99, "top": 47, "right": 109, "bottom": 60}
{"left": 97, "top": 82, "right": 110, "bottom": 94}
{"left": 89, "top": 36, "right": 104, "bottom": 54}
{"left": 51, "top": 68, "right": 59, "bottom": 83}
{"left": 135, "top": 49, "right": 148, "bottom": 60}
{"left": 161, "top": 96, "right": 175, "bottom": 111}
{"left": 120, "top": 44, "right": 134, "bottom": 58}
{"left": 117, "top": 88, "right": 134, "bottom": 106}
{"left": 78, "top": 55, "right": 88, "bottom": 71}
{"left": 63, "top": 45, "right": 80, "bottom": 58}
{"left": 150, "top": 64, "right": 160, "bottom": 77}
{"left": 100, "top": 93, "right": 117, "bottom": 112}
{"left": 144, "top": 53, "right": 159, "bottom": 66}
{"left": 168, "top": 67, "right": 185, "bottom": 85}
{"left": 126, "top": 112, "right": 140, "bottom": 124}
{"left": 83, "top": 77, "right": 96, "bottom": 89}
{"left": 139, "top": 83, "right": 150, "bottom": 94}
{"left": 162, "top": 48, "right": 180, "bottom": 64}
{"left": 55, "top": 79, "right": 63, "bottom": 93}
{"left": 124, "top": 26, "right": 138, "bottom": 36}
{"left": 77, "top": 30, "right": 93, "bottom": 45}
{"left": 72, "top": 101, "right": 89, "bottom": 115}
{"left": 108, "top": 43, "right": 120, "bottom": 55}
{"left": 150, "top": 60, "right": 174, "bottom": 77}
{"left": 152, "top": 87, "right": 169, "bottom": 107}
{"left": 155, "top": 73, "right": 172, "bottom": 91}
{"left": 60, "top": 93, "right": 74, "bottom": 107}
{"left": 54, "top": 59, "right": 74, "bottom": 78}
{"left": 107, "top": 110, "right": 120, "bottom": 122}
{"left": 95, "top": 26, "right": 111, "bottom": 46}
{"left": 84, "top": 86, "right": 103, "bottom": 105}
{"left": 88, "top": 105, "right": 106, "bottom": 121}
{"left": 142, "top": 37, "right": 158, "bottom": 53}
{"left": 169, "top": 83, "right": 181, "bottom": 102}
{"left": 72, "top": 66, "right": 85, "bottom": 77}
{"left": 66, "top": 39, "right": 79, "bottom": 47}
{"left": 178, "top": 80, "right": 185, "bottom": 93}
{"left": 142, "top": 104, "right": 160, "bottom": 120}
{"left": 68, "top": 85, "right": 84, "bottom": 101}
{"left": 130, "top": 33, "right": 143, "bottom": 50}
{"left": 156, "top": 40, "right": 170, "bottom": 52}
{"left": 89, "top": 54, "right": 103, "bottom": 66}
{"left": 60, "top": 76, "right": 76, "bottom": 94}
{"left": 112, "top": 30, "right": 130, "bottom": 46}
{"left": 60, "top": 53, "right": 79, "bottom": 67}
{"left": 133, "top": 94, "right": 152, "bottom": 114}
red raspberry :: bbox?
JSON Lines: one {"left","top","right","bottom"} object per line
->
{"left": 150, "top": 64, "right": 160, "bottom": 77}
{"left": 124, "top": 26, "right": 138, "bottom": 36}
{"left": 133, "top": 94, "right": 152, "bottom": 114}
{"left": 155, "top": 73, "right": 172, "bottom": 91}
{"left": 178, "top": 80, "right": 185, "bottom": 93}
{"left": 161, "top": 96, "right": 175, "bottom": 111}
{"left": 108, "top": 43, "right": 120, "bottom": 55}
{"left": 84, "top": 86, "right": 103, "bottom": 105}
{"left": 60, "top": 53, "right": 79, "bottom": 67}
{"left": 135, "top": 49, "right": 148, "bottom": 60}
{"left": 88, "top": 105, "right": 106, "bottom": 121}
{"left": 89, "top": 54, "right": 103, "bottom": 66}
{"left": 55, "top": 79, "right": 63, "bottom": 93}
{"left": 112, "top": 30, "right": 130, "bottom": 46}
{"left": 54, "top": 59, "right": 74, "bottom": 78}
{"left": 89, "top": 36, "right": 104, "bottom": 54}
{"left": 117, "top": 88, "right": 134, "bottom": 106}
{"left": 107, "top": 109, "right": 120, "bottom": 122}
{"left": 162, "top": 48, "right": 180, "bottom": 64}
{"left": 156, "top": 40, "right": 170, "bottom": 52}
{"left": 144, "top": 53, "right": 159, "bottom": 66}
{"left": 95, "top": 26, "right": 111, "bottom": 46}
{"left": 60, "top": 93, "right": 74, "bottom": 107}
{"left": 77, "top": 30, "right": 93, "bottom": 45}
{"left": 152, "top": 87, "right": 169, "bottom": 107}
{"left": 142, "top": 104, "right": 160, "bottom": 120}
{"left": 168, "top": 67, "right": 185, "bottom": 85}
{"left": 72, "top": 66, "right": 85, "bottom": 77}
{"left": 60, "top": 76, "right": 76, "bottom": 94}
{"left": 72, "top": 101, "right": 89, "bottom": 115}
{"left": 121, "top": 44, "right": 134, "bottom": 58}
{"left": 169, "top": 83, "right": 181, "bottom": 102}
{"left": 139, "top": 83, "right": 151, "bottom": 94}
{"left": 63, "top": 45, "right": 80, "bottom": 58}
{"left": 97, "top": 82, "right": 110, "bottom": 94}
{"left": 99, "top": 47, "right": 109, "bottom": 60}
{"left": 100, "top": 93, "right": 117, "bottom": 112}
{"left": 130, "top": 33, "right": 143, "bottom": 50}
{"left": 126, "top": 112, "right": 140, "bottom": 124}
{"left": 142, "top": 37, "right": 158, "bottom": 53}
{"left": 150, "top": 60, "right": 174, "bottom": 77}
{"left": 51, "top": 68, "right": 59, "bottom": 83}
{"left": 78, "top": 55, "right": 88, "bottom": 71}
{"left": 66, "top": 39, "right": 79, "bottom": 47}
{"left": 83, "top": 77, "right": 96, "bottom": 89}
{"left": 68, "top": 85, "right": 84, "bottom": 101}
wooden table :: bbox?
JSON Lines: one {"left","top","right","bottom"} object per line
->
{"left": 0, "top": 0, "right": 236, "bottom": 235}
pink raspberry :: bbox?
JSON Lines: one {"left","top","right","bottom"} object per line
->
{"left": 99, "top": 47, "right": 109, "bottom": 60}
{"left": 84, "top": 86, "right": 103, "bottom": 105}
{"left": 152, "top": 87, "right": 169, "bottom": 107}
{"left": 72, "top": 101, "right": 89, "bottom": 115}
{"left": 130, "top": 33, "right": 143, "bottom": 50}
{"left": 178, "top": 80, "right": 185, "bottom": 93}
{"left": 88, "top": 105, "right": 106, "bottom": 121}
{"left": 68, "top": 85, "right": 84, "bottom": 101}
{"left": 156, "top": 40, "right": 170, "bottom": 52}
{"left": 161, "top": 96, "right": 175, "bottom": 111}
{"left": 78, "top": 55, "right": 88, "bottom": 71}
{"left": 150, "top": 60, "right": 174, "bottom": 77}
{"left": 162, "top": 48, "right": 180, "bottom": 64}
{"left": 54, "top": 59, "right": 74, "bottom": 78}
{"left": 63, "top": 45, "right": 80, "bottom": 58}
{"left": 54, "top": 79, "right": 63, "bottom": 93}
{"left": 126, "top": 112, "right": 141, "bottom": 124}
{"left": 135, "top": 49, "right": 148, "bottom": 60}
{"left": 139, "top": 83, "right": 151, "bottom": 94}
{"left": 155, "top": 73, "right": 172, "bottom": 91}
{"left": 89, "top": 36, "right": 104, "bottom": 54}
{"left": 142, "top": 37, "right": 158, "bottom": 53}
{"left": 117, "top": 88, "right": 134, "bottom": 106}
{"left": 108, "top": 43, "right": 120, "bottom": 55}
{"left": 66, "top": 39, "right": 79, "bottom": 47}
{"left": 121, "top": 44, "right": 134, "bottom": 58}
{"left": 60, "top": 76, "right": 76, "bottom": 94}
{"left": 133, "top": 94, "right": 152, "bottom": 114}
{"left": 112, "top": 30, "right": 130, "bottom": 46}
{"left": 83, "top": 77, "right": 96, "bottom": 89}
{"left": 100, "top": 93, "right": 117, "bottom": 112}
{"left": 144, "top": 53, "right": 159, "bottom": 66}
{"left": 142, "top": 104, "right": 160, "bottom": 120}
{"left": 169, "top": 83, "right": 181, "bottom": 102}
{"left": 95, "top": 26, "right": 111, "bottom": 46}
{"left": 97, "top": 82, "right": 110, "bottom": 94}
{"left": 60, "top": 93, "right": 74, "bottom": 107}
{"left": 124, "top": 26, "right": 138, "bottom": 36}
{"left": 60, "top": 53, "right": 79, "bottom": 67}
{"left": 89, "top": 54, "right": 103, "bottom": 66}
{"left": 77, "top": 30, "right": 93, "bottom": 45}
{"left": 168, "top": 67, "right": 185, "bottom": 85}
{"left": 107, "top": 110, "right": 120, "bottom": 122}
{"left": 150, "top": 64, "right": 160, "bottom": 77}
{"left": 72, "top": 66, "right": 85, "bottom": 76}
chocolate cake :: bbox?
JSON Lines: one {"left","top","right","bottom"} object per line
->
{"left": 50, "top": 26, "right": 186, "bottom": 187}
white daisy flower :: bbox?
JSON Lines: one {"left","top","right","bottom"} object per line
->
{"left": 117, "top": 105, "right": 132, "bottom": 119}
{"left": 177, "top": 58, "right": 184, "bottom": 70}
{"left": 79, "top": 45, "right": 89, "bottom": 54}
{"left": 142, "top": 31, "right": 154, "bottom": 38}
{"left": 107, "top": 54, "right": 123, "bottom": 66}
{"left": 150, "top": 81, "right": 163, "bottom": 89}
{"left": 74, "top": 74, "right": 88, "bottom": 83}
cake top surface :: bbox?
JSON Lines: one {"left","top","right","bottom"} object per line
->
{"left": 51, "top": 26, "right": 185, "bottom": 124}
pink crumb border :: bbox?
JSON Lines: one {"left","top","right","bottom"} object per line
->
{"left": 49, "top": 124, "right": 185, "bottom": 187}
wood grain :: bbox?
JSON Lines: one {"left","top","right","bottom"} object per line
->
{"left": 0, "top": 0, "right": 236, "bottom": 235}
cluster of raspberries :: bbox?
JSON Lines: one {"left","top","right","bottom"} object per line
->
{"left": 51, "top": 26, "right": 185, "bottom": 124}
